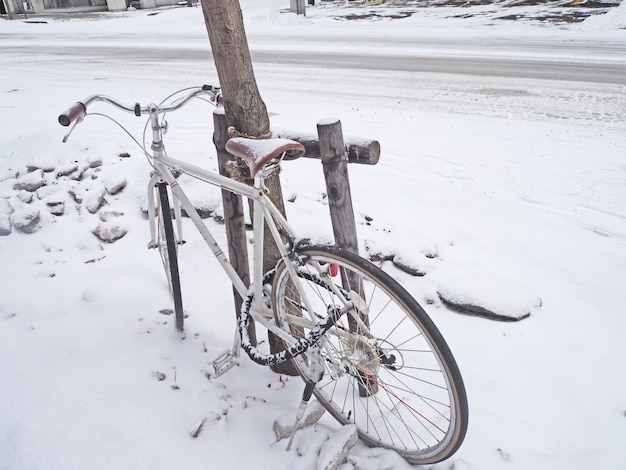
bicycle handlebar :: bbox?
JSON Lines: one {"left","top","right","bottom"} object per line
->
{"left": 58, "top": 102, "right": 87, "bottom": 127}
{"left": 58, "top": 84, "right": 222, "bottom": 127}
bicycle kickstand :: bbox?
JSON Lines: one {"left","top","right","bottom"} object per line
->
{"left": 286, "top": 345, "right": 326, "bottom": 451}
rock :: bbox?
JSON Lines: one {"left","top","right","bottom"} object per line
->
{"left": 0, "top": 199, "right": 13, "bottom": 236}
{"left": 86, "top": 157, "right": 103, "bottom": 169}
{"left": 70, "top": 160, "right": 101, "bottom": 182}
{"left": 11, "top": 206, "right": 41, "bottom": 234}
{"left": 56, "top": 163, "right": 79, "bottom": 177}
{"left": 47, "top": 201, "right": 65, "bottom": 216}
{"left": 0, "top": 169, "right": 19, "bottom": 181}
{"left": 104, "top": 174, "right": 127, "bottom": 195}
{"left": 68, "top": 187, "right": 83, "bottom": 204}
{"left": 99, "top": 209, "right": 124, "bottom": 222}
{"left": 365, "top": 235, "right": 438, "bottom": 261}
{"left": 189, "top": 412, "right": 221, "bottom": 438}
{"left": 26, "top": 156, "right": 58, "bottom": 173}
{"left": 16, "top": 190, "right": 33, "bottom": 203}
{"left": 85, "top": 186, "right": 106, "bottom": 214}
{"left": 92, "top": 222, "right": 127, "bottom": 243}
{"left": 296, "top": 429, "right": 331, "bottom": 458}
{"left": 38, "top": 189, "right": 66, "bottom": 216}
{"left": 365, "top": 239, "right": 429, "bottom": 276}
{"left": 392, "top": 254, "right": 426, "bottom": 276}
{"left": 69, "top": 167, "right": 87, "bottom": 181}
{"left": 36, "top": 186, "right": 61, "bottom": 200}
{"left": 181, "top": 205, "right": 214, "bottom": 219}
{"left": 317, "top": 424, "right": 358, "bottom": 470}
{"left": 273, "top": 399, "right": 327, "bottom": 440}
{"left": 347, "top": 447, "right": 416, "bottom": 469}
{"left": 13, "top": 169, "right": 46, "bottom": 192}
{"left": 438, "top": 275, "right": 541, "bottom": 322}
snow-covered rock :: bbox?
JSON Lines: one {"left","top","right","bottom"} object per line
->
{"left": 317, "top": 424, "right": 358, "bottom": 470}
{"left": 364, "top": 238, "right": 431, "bottom": 276}
{"left": 11, "top": 205, "right": 41, "bottom": 234}
{"left": 438, "top": 275, "right": 541, "bottom": 321}
{"left": 99, "top": 209, "right": 125, "bottom": 222}
{"left": 56, "top": 162, "right": 79, "bottom": 178}
{"left": 189, "top": 411, "right": 221, "bottom": 438}
{"left": 84, "top": 186, "right": 106, "bottom": 214}
{"left": 13, "top": 169, "right": 46, "bottom": 192}
{"left": 92, "top": 221, "right": 127, "bottom": 243}
{"left": 0, "top": 198, "right": 13, "bottom": 236}
{"left": 104, "top": 173, "right": 127, "bottom": 195}
{"left": 273, "top": 399, "right": 326, "bottom": 440}
{"left": 26, "top": 156, "right": 59, "bottom": 173}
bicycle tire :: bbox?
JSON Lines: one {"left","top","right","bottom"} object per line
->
{"left": 156, "top": 183, "right": 184, "bottom": 331}
{"left": 272, "top": 245, "right": 468, "bottom": 464}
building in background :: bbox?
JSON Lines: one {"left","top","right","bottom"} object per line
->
{"left": 1, "top": 0, "right": 181, "bottom": 17}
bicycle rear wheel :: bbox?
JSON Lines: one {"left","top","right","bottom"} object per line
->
{"left": 155, "top": 183, "right": 184, "bottom": 331}
{"left": 272, "top": 245, "right": 468, "bottom": 464}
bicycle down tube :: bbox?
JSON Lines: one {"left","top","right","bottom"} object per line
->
{"left": 151, "top": 150, "right": 323, "bottom": 348}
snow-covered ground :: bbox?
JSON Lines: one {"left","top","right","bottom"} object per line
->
{"left": 1, "top": 1, "right": 625, "bottom": 469}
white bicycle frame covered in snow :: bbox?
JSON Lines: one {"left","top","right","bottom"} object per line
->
{"left": 59, "top": 85, "right": 468, "bottom": 465}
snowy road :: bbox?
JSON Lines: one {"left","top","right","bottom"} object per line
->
{"left": 3, "top": 32, "right": 626, "bottom": 84}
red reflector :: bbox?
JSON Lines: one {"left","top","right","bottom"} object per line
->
{"left": 329, "top": 263, "right": 339, "bottom": 277}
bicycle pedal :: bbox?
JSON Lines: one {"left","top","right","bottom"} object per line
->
{"left": 211, "top": 350, "right": 238, "bottom": 378}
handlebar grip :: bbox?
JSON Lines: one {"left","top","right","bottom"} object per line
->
{"left": 58, "top": 102, "right": 87, "bottom": 127}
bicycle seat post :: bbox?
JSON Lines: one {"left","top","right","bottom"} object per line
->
{"left": 253, "top": 159, "right": 279, "bottom": 191}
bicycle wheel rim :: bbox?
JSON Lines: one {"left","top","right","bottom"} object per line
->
{"left": 272, "top": 245, "right": 468, "bottom": 464}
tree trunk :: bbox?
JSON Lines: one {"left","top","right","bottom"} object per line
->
{"left": 200, "top": 0, "right": 298, "bottom": 375}
{"left": 200, "top": 0, "right": 269, "bottom": 136}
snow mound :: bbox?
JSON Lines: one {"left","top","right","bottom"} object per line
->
{"left": 317, "top": 424, "right": 358, "bottom": 470}
{"left": 579, "top": 1, "right": 626, "bottom": 30}
{"left": 364, "top": 236, "right": 437, "bottom": 276}
{"left": 438, "top": 274, "right": 541, "bottom": 321}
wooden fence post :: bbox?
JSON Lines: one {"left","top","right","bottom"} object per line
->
{"left": 213, "top": 108, "right": 256, "bottom": 345}
{"left": 317, "top": 118, "right": 378, "bottom": 396}
{"left": 316, "top": 118, "right": 359, "bottom": 255}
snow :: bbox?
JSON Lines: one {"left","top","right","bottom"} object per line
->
{"left": 1, "top": 1, "right": 626, "bottom": 469}
{"left": 317, "top": 424, "right": 358, "bottom": 470}
{"left": 437, "top": 274, "right": 542, "bottom": 321}
{"left": 579, "top": 0, "right": 626, "bottom": 30}
{"left": 273, "top": 399, "right": 327, "bottom": 440}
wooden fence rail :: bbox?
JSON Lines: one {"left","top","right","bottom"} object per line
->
{"left": 275, "top": 128, "right": 380, "bottom": 166}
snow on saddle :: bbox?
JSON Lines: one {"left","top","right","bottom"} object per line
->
{"left": 225, "top": 137, "right": 305, "bottom": 178}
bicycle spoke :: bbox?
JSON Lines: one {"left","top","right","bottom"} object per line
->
{"left": 272, "top": 246, "right": 467, "bottom": 464}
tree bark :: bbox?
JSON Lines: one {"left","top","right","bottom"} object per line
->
{"left": 213, "top": 109, "right": 255, "bottom": 344}
{"left": 200, "top": 0, "right": 269, "bottom": 136}
{"left": 200, "top": 0, "right": 297, "bottom": 375}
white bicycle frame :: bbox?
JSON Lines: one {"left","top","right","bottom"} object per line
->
{"left": 61, "top": 89, "right": 363, "bottom": 376}
{"left": 144, "top": 113, "right": 362, "bottom": 370}
{"left": 59, "top": 88, "right": 469, "bottom": 463}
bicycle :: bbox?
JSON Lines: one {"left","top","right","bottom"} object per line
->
{"left": 58, "top": 85, "right": 468, "bottom": 465}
